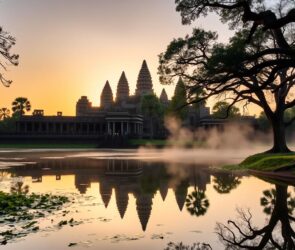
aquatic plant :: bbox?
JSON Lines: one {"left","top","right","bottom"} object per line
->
{"left": 0, "top": 191, "right": 70, "bottom": 245}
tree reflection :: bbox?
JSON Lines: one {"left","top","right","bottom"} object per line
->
{"left": 10, "top": 180, "right": 29, "bottom": 195}
{"left": 164, "top": 241, "right": 212, "bottom": 250}
{"left": 186, "top": 189, "right": 209, "bottom": 216}
{"left": 185, "top": 168, "right": 209, "bottom": 217}
{"left": 213, "top": 172, "right": 241, "bottom": 194}
{"left": 216, "top": 184, "right": 295, "bottom": 249}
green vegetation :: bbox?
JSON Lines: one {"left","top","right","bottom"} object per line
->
{"left": 140, "top": 94, "right": 164, "bottom": 139}
{"left": 0, "top": 143, "right": 97, "bottom": 149}
{"left": 224, "top": 153, "right": 295, "bottom": 172}
{"left": 128, "top": 139, "right": 167, "bottom": 147}
{"left": 167, "top": 77, "right": 188, "bottom": 121}
{"left": 212, "top": 101, "right": 241, "bottom": 118}
{"left": 0, "top": 191, "right": 69, "bottom": 244}
{"left": 159, "top": 1, "right": 295, "bottom": 153}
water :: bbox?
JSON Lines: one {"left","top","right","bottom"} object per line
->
{"left": 0, "top": 149, "right": 294, "bottom": 249}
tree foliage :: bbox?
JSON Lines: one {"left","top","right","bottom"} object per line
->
{"left": 0, "top": 108, "right": 10, "bottom": 120}
{"left": 159, "top": 0, "right": 295, "bottom": 152}
{"left": 167, "top": 78, "right": 189, "bottom": 120}
{"left": 212, "top": 101, "right": 241, "bottom": 118}
{"left": 12, "top": 97, "right": 31, "bottom": 116}
{"left": 216, "top": 184, "right": 295, "bottom": 249}
{"left": 140, "top": 94, "right": 163, "bottom": 138}
{"left": 0, "top": 27, "right": 19, "bottom": 87}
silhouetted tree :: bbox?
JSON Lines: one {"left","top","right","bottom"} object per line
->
{"left": 164, "top": 241, "right": 212, "bottom": 250}
{"left": 260, "top": 187, "right": 295, "bottom": 215}
{"left": 167, "top": 78, "right": 188, "bottom": 120}
{"left": 10, "top": 181, "right": 29, "bottom": 195}
{"left": 12, "top": 97, "right": 31, "bottom": 116}
{"left": 159, "top": 1, "right": 295, "bottom": 153}
{"left": 0, "top": 27, "right": 19, "bottom": 86}
{"left": 216, "top": 184, "right": 295, "bottom": 249}
{"left": 185, "top": 167, "right": 209, "bottom": 217}
{"left": 141, "top": 94, "right": 163, "bottom": 139}
{"left": 186, "top": 189, "right": 209, "bottom": 217}
{"left": 212, "top": 101, "right": 241, "bottom": 119}
{"left": 213, "top": 172, "right": 241, "bottom": 194}
{"left": 0, "top": 108, "right": 10, "bottom": 120}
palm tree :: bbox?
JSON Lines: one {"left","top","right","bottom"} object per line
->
{"left": 0, "top": 108, "right": 10, "bottom": 120}
{"left": 12, "top": 97, "right": 31, "bottom": 116}
{"left": 10, "top": 181, "right": 29, "bottom": 195}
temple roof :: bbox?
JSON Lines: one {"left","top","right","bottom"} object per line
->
{"left": 136, "top": 193, "right": 153, "bottom": 231}
{"left": 135, "top": 60, "right": 153, "bottom": 96}
{"left": 160, "top": 88, "right": 169, "bottom": 104}
{"left": 100, "top": 182, "right": 112, "bottom": 208}
{"left": 101, "top": 81, "right": 113, "bottom": 109}
{"left": 174, "top": 184, "right": 188, "bottom": 212}
{"left": 115, "top": 189, "right": 129, "bottom": 219}
{"left": 116, "top": 71, "right": 130, "bottom": 102}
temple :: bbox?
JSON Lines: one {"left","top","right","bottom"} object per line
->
{"left": 13, "top": 60, "right": 211, "bottom": 143}
{"left": 7, "top": 158, "right": 217, "bottom": 232}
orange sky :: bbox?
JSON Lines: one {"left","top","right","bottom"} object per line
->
{"left": 0, "top": 0, "right": 240, "bottom": 116}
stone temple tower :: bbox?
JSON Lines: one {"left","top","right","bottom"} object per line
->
{"left": 100, "top": 81, "right": 113, "bottom": 109}
{"left": 135, "top": 60, "right": 153, "bottom": 96}
{"left": 116, "top": 71, "right": 130, "bottom": 103}
{"left": 76, "top": 96, "right": 91, "bottom": 116}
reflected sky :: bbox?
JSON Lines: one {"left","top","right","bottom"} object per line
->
{"left": 0, "top": 152, "right": 293, "bottom": 249}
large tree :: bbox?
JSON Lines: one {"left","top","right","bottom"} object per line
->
{"left": 0, "top": 27, "right": 19, "bottom": 86}
{"left": 167, "top": 77, "right": 189, "bottom": 120}
{"left": 216, "top": 184, "right": 295, "bottom": 249}
{"left": 159, "top": 0, "right": 295, "bottom": 153}
{"left": 140, "top": 94, "right": 163, "bottom": 139}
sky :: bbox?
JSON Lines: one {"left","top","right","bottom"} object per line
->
{"left": 0, "top": 0, "right": 233, "bottom": 116}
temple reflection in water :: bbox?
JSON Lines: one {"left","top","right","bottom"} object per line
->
{"left": 3, "top": 158, "right": 240, "bottom": 232}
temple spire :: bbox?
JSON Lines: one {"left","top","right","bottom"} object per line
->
{"left": 100, "top": 81, "right": 113, "bottom": 109}
{"left": 116, "top": 71, "right": 130, "bottom": 103}
{"left": 135, "top": 60, "right": 153, "bottom": 96}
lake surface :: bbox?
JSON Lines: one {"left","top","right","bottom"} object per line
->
{"left": 0, "top": 149, "right": 294, "bottom": 249}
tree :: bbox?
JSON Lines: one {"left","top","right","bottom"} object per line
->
{"left": 10, "top": 181, "right": 29, "bottom": 195}
{"left": 167, "top": 77, "right": 189, "bottom": 120}
{"left": 0, "top": 27, "right": 19, "bottom": 86}
{"left": 159, "top": 1, "right": 295, "bottom": 153}
{"left": 213, "top": 172, "right": 241, "bottom": 194}
{"left": 140, "top": 94, "right": 163, "bottom": 139}
{"left": 212, "top": 101, "right": 241, "bottom": 118}
{"left": 12, "top": 97, "right": 31, "bottom": 116}
{"left": 0, "top": 108, "right": 10, "bottom": 120}
{"left": 216, "top": 184, "right": 295, "bottom": 249}
{"left": 185, "top": 167, "right": 209, "bottom": 217}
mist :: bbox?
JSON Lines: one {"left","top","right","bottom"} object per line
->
{"left": 137, "top": 116, "right": 290, "bottom": 166}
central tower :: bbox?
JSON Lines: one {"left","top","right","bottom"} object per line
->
{"left": 135, "top": 60, "right": 153, "bottom": 96}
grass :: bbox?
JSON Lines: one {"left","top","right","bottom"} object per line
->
{"left": 224, "top": 152, "right": 295, "bottom": 171}
{"left": 0, "top": 143, "right": 98, "bottom": 149}
{"left": 128, "top": 139, "right": 168, "bottom": 147}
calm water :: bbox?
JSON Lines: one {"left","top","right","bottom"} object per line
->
{"left": 0, "top": 149, "right": 294, "bottom": 249}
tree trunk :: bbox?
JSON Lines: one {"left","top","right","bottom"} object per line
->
{"left": 268, "top": 115, "right": 290, "bottom": 153}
